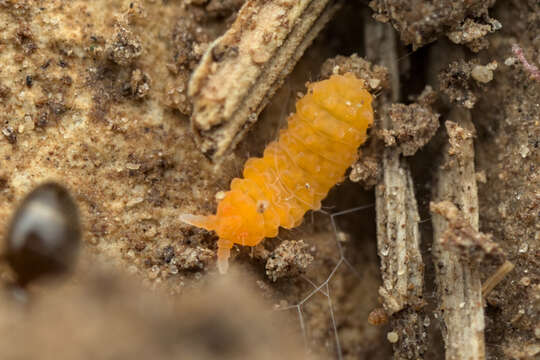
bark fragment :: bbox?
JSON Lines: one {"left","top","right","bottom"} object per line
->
{"left": 189, "top": 0, "right": 341, "bottom": 159}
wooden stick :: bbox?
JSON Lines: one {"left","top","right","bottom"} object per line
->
{"left": 189, "top": 0, "right": 341, "bottom": 159}
{"left": 365, "top": 17, "right": 426, "bottom": 359}
{"left": 431, "top": 108, "right": 486, "bottom": 360}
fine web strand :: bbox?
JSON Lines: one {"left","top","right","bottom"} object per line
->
{"left": 326, "top": 283, "right": 342, "bottom": 360}
{"left": 275, "top": 203, "right": 374, "bottom": 359}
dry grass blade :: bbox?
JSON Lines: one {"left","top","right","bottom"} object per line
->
{"left": 482, "top": 260, "right": 515, "bottom": 297}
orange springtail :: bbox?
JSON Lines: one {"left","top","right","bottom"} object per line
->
{"left": 181, "top": 73, "right": 374, "bottom": 273}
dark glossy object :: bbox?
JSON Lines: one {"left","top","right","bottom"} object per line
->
{"left": 5, "top": 183, "right": 81, "bottom": 286}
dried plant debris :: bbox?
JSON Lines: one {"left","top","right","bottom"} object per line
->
{"left": 320, "top": 53, "right": 390, "bottom": 92}
{"left": 359, "top": 19, "right": 429, "bottom": 360}
{"left": 481, "top": 260, "right": 515, "bottom": 297}
{"left": 265, "top": 240, "right": 314, "bottom": 282}
{"left": 379, "top": 103, "right": 440, "bottom": 156}
{"left": 430, "top": 201, "right": 504, "bottom": 265}
{"left": 431, "top": 109, "right": 486, "bottom": 360}
{"left": 369, "top": 0, "right": 499, "bottom": 49}
{"left": 376, "top": 156, "right": 424, "bottom": 316}
{"left": 189, "top": 0, "right": 342, "bottom": 159}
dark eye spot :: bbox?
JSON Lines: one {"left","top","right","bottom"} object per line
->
{"left": 5, "top": 182, "right": 81, "bottom": 287}
{"left": 256, "top": 200, "right": 269, "bottom": 214}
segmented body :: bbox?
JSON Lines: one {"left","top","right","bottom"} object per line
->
{"left": 181, "top": 73, "right": 374, "bottom": 273}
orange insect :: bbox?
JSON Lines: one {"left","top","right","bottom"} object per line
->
{"left": 181, "top": 73, "right": 374, "bottom": 273}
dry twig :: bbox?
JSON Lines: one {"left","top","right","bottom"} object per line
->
{"left": 431, "top": 108, "right": 486, "bottom": 360}
{"left": 189, "top": 0, "right": 341, "bottom": 159}
{"left": 376, "top": 154, "right": 424, "bottom": 316}
{"left": 365, "top": 19, "right": 426, "bottom": 360}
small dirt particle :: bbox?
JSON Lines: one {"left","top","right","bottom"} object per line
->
{"left": 160, "top": 245, "right": 175, "bottom": 264}
{"left": 107, "top": 22, "right": 142, "bottom": 66}
{"left": 25, "top": 75, "right": 33, "bottom": 88}
{"left": 471, "top": 65, "right": 494, "bottom": 83}
{"left": 387, "top": 331, "right": 399, "bottom": 343}
{"left": 16, "top": 25, "right": 36, "bottom": 54}
{"left": 36, "top": 110, "right": 49, "bottom": 128}
{"left": 265, "top": 240, "right": 313, "bottom": 282}
{"left": 175, "top": 246, "right": 214, "bottom": 271}
{"left": 504, "top": 57, "right": 517, "bottom": 66}
{"left": 0, "top": 84, "right": 10, "bottom": 99}
{"left": 130, "top": 69, "right": 151, "bottom": 99}
{"left": 368, "top": 307, "right": 389, "bottom": 326}
{"left": 349, "top": 155, "right": 379, "bottom": 189}
{"left": 519, "top": 277, "right": 531, "bottom": 287}
{"left": 2, "top": 126, "right": 17, "bottom": 144}
{"left": 148, "top": 265, "right": 160, "bottom": 279}
{"left": 439, "top": 60, "right": 477, "bottom": 108}
{"left": 62, "top": 76, "right": 73, "bottom": 86}
{"left": 320, "top": 54, "right": 389, "bottom": 93}
{"left": 380, "top": 103, "right": 440, "bottom": 156}
{"left": 134, "top": 241, "right": 146, "bottom": 252}
{"left": 446, "top": 18, "right": 498, "bottom": 52}
{"left": 445, "top": 121, "right": 474, "bottom": 163}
